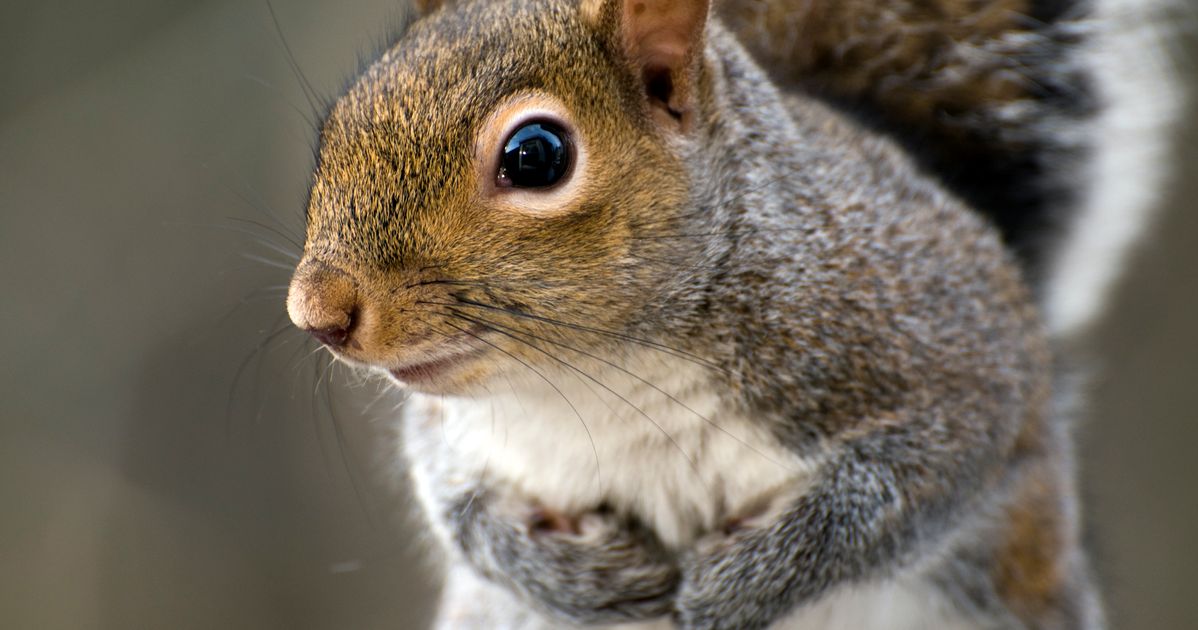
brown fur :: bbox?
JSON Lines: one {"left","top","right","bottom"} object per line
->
{"left": 720, "top": 0, "right": 1033, "bottom": 141}
{"left": 996, "top": 473, "right": 1070, "bottom": 621}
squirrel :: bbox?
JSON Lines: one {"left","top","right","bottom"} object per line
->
{"left": 283, "top": 0, "right": 1177, "bottom": 627}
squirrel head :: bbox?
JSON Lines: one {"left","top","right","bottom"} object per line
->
{"left": 287, "top": 0, "right": 721, "bottom": 393}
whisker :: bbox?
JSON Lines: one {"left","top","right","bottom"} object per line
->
{"left": 314, "top": 352, "right": 337, "bottom": 395}
{"left": 196, "top": 160, "right": 307, "bottom": 247}
{"left": 360, "top": 376, "right": 400, "bottom": 414}
{"left": 226, "top": 313, "right": 295, "bottom": 440}
{"left": 500, "top": 373, "right": 524, "bottom": 448}
{"left": 433, "top": 316, "right": 604, "bottom": 497}
{"left": 416, "top": 319, "right": 561, "bottom": 517}
{"left": 426, "top": 297, "right": 726, "bottom": 373}
{"left": 227, "top": 216, "right": 304, "bottom": 252}
{"left": 459, "top": 386, "right": 500, "bottom": 519}
{"left": 241, "top": 252, "right": 299, "bottom": 272}
{"left": 241, "top": 239, "right": 301, "bottom": 263}
{"left": 442, "top": 310, "right": 707, "bottom": 487}
{"left": 406, "top": 278, "right": 492, "bottom": 290}
{"left": 254, "top": 332, "right": 300, "bottom": 426}
{"left": 322, "top": 361, "right": 379, "bottom": 528}
{"left": 251, "top": 284, "right": 290, "bottom": 295}
{"left": 179, "top": 221, "right": 304, "bottom": 265}
{"left": 446, "top": 308, "right": 795, "bottom": 473}
{"left": 215, "top": 162, "right": 307, "bottom": 244}
{"left": 207, "top": 284, "right": 289, "bottom": 333}
{"left": 241, "top": 72, "right": 319, "bottom": 131}
{"left": 177, "top": 220, "right": 301, "bottom": 261}
{"left": 308, "top": 345, "right": 337, "bottom": 480}
{"left": 265, "top": 0, "right": 326, "bottom": 121}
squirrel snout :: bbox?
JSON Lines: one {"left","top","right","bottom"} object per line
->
{"left": 287, "top": 261, "right": 359, "bottom": 350}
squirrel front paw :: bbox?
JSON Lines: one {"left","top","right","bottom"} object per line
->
{"left": 674, "top": 526, "right": 791, "bottom": 630}
{"left": 468, "top": 500, "right": 680, "bottom": 625}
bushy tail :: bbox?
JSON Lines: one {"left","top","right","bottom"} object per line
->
{"left": 718, "top": 0, "right": 1185, "bottom": 333}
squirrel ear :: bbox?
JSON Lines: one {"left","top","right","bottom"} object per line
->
{"left": 611, "top": 0, "right": 709, "bottom": 129}
{"left": 413, "top": 0, "right": 446, "bottom": 15}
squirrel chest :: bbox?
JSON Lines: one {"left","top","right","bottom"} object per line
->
{"left": 402, "top": 353, "right": 809, "bottom": 549}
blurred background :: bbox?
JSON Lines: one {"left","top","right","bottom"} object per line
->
{"left": 0, "top": 1, "right": 1194, "bottom": 628}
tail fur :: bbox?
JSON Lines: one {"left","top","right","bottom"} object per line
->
{"left": 718, "top": 0, "right": 1186, "bottom": 334}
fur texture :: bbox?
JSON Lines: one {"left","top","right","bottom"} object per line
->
{"left": 280, "top": 0, "right": 1179, "bottom": 626}
{"left": 1044, "top": 0, "right": 1185, "bottom": 333}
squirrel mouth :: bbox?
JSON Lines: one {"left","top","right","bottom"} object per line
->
{"left": 387, "top": 326, "right": 488, "bottom": 385}
{"left": 388, "top": 354, "right": 470, "bottom": 384}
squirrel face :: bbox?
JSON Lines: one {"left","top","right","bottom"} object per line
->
{"left": 287, "top": 0, "right": 712, "bottom": 393}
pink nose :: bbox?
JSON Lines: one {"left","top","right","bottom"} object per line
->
{"left": 286, "top": 261, "right": 359, "bottom": 349}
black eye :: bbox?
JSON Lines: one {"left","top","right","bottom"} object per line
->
{"left": 498, "top": 121, "right": 569, "bottom": 188}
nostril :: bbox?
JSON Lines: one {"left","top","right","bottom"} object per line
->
{"left": 306, "top": 307, "right": 357, "bottom": 349}
{"left": 309, "top": 324, "right": 349, "bottom": 348}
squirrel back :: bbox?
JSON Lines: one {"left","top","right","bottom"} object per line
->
{"left": 717, "top": 0, "right": 1183, "bottom": 333}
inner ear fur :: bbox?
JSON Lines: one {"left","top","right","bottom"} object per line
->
{"left": 413, "top": 0, "right": 452, "bottom": 16}
{"left": 615, "top": 0, "right": 709, "bottom": 129}
{"left": 414, "top": 0, "right": 438, "bottom": 14}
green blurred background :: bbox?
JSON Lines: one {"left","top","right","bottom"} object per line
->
{"left": 0, "top": 1, "right": 1194, "bottom": 628}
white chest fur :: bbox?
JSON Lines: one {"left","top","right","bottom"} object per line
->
{"left": 403, "top": 353, "right": 809, "bottom": 548}
{"left": 402, "top": 353, "right": 981, "bottom": 629}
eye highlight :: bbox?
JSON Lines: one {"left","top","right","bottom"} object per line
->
{"left": 497, "top": 121, "right": 570, "bottom": 188}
